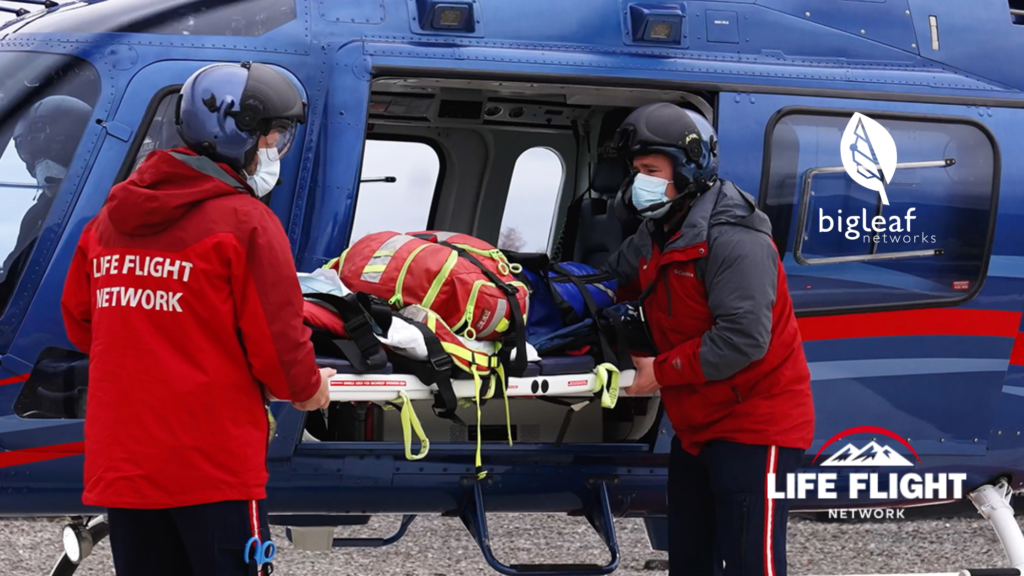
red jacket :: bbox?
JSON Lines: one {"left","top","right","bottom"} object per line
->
{"left": 61, "top": 148, "right": 320, "bottom": 509}
{"left": 607, "top": 181, "right": 815, "bottom": 455}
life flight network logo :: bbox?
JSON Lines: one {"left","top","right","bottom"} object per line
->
{"left": 768, "top": 426, "right": 967, "bottom": 519}
{"left": 817, "top": 112, "right": 936, "bottom": 246}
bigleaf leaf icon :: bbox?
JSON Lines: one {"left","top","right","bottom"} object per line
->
{"left": 840, "top": 112, "right": 898, "bottom": 205}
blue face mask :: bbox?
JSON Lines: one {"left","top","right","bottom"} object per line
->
{"left": 631, "top": 173, "right": 672, "bottom": 219}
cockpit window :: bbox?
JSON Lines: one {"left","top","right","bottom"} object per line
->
{"left": 130, "top": 93, "right": 184, "bottom": 174}
{"left": 126, "top": 0, "right": 296, "bottom": 36}
{"left": 17, "top": 0, "right": 296, "bottom": 37}
{"left": 0, "top": 53, "right": 99, "bottom": 316}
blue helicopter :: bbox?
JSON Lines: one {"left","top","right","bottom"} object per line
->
{"left": 1, "top": 0, "right": 1024, "bottom": 574}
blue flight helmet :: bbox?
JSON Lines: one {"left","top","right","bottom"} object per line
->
{"left": 14, "top": 95, "right": 94, "bottom": 182}
{"left": 175, "top": 61, "right": 306, "bottom": 177}
{"left": 613, "top": 102, "right": 720, "bottom": 218}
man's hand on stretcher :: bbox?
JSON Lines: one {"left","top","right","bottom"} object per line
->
{"left": 626, "top": 356, "right": 661, "bottom": 396}
{"left": 292, "top": 367, "right": 336, "bottom": 411}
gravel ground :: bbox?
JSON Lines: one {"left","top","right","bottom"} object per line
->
{"left": 0, "top": 510, "right": 1019, "bottom": 573}
{"left": 0, "top": 513, "right": 1017, "bottom": 576}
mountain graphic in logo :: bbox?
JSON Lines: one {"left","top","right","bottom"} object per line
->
{"left": 840, "top": 112, "right": 898, "bottom": 206}
{"left": 819, "top": 441, "right": 914, "bottom": 467}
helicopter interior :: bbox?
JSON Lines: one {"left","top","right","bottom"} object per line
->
{"left": 299, "top": 77, "right": 718, "bottom": 447}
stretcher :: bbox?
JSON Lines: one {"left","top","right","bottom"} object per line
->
{"left": 317, "top": 355, "right": 635, "bottom": 403}
{"left": 295, "top": 354, "right": 636, "bottom": 468}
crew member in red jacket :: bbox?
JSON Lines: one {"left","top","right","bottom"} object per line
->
{"left": 605, "top": 103, "right": 815, "bottom": 576}
{"left": 61, "top": 62, "right": 334, "bottom": 576}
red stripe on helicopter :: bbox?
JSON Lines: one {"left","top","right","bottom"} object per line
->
{"left": 798, "top": 309, "right": 1021, "bottom": 341}
{"left": 0, "top": 441, "right": 84, "bottom": 468}
{"left": 1009, "top": 333, "right": 1024, "bottom": 367}
{"left": 0, "top": 374, "right": 28, "bottom": 386}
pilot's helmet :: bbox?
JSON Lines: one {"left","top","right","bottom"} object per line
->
{"left": 13, "top": 95, "right": 94, "bottom": 186}
{"left": 175, "top": 62, "right": 306, "bottom": 179}
{"left": 613, "top": 102, "right": 720, "bottom": 198}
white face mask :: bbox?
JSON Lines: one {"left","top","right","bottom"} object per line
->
{"left": 631, "top": 173, "right": 673, "bottom": 219}
{"left": 246, "top": 147, "right": 281, "bottom": 198}
{"left": 35, "top": 159, "right": 68, "bottom": 189}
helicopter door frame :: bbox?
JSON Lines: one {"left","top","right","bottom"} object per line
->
{"left": 292, "top": 42, "right": 372, "bottom": 272}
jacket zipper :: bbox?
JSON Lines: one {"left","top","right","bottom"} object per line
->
{"left": 664, "top": 271, "right": 672, "bottom": 317}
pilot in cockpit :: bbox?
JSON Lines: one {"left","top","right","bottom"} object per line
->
{"left": 0, "top": 94, "right": 93, "bottom": 298}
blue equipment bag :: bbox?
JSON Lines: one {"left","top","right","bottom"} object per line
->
{"left": 549, "top": 262, "right": 617, "bottom": 326}
{"left": 508, "top": 253, "right": 630, "bottom": 368}
{"left": 512, "top": 255, "right": 616, "bottom": 342}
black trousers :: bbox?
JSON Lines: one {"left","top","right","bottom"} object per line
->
{"left": 107, "top": 499, "right": 273, "bottom": 576}
{"left": 669, "top": 437, "right": 804, "bottom": 576}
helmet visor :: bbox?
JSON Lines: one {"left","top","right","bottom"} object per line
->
{"left": 260, "top": 118, "right": 298, "bottom": 160}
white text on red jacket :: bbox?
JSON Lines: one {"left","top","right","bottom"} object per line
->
{"left": 91, "top": 255, "right": 194, "bottom": 313}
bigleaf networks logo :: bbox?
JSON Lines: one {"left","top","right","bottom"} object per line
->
{"left": 768, "top": 426, "right": 966, "bottom": 520}
{"left": 840, "top": 112, "right": 897, "bottom": 205}
{"left": 817, "top": 113, "right": 936, "bottom": 246}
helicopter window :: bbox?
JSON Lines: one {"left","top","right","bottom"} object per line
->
{"left": 349, "top": 139, "right": 443, "bottom": 244}
{"left": 762, "top": 111, "right": 997, "bottom": 313}
{"left": 498, "top": 147, "right": 566, "bottom": 253}
{"left": 22, "top": 0, "right": 296, "bottom": 38}
{"left": 131, "top": 0, "right": 296, "bottom": 37}
{"left": 0, "top": 53, "right": 100, "bottom": 317}
{"left": 128, "top": 92, "right": 185, "bottom": 175}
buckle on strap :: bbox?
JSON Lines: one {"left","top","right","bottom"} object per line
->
{"left": 429, "top": 351, "right": 454, "bottom": 372}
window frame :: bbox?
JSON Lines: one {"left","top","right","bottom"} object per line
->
{"left": 757, "top": 105, "right": 1002, "bottom": 317}
{"left": 346, "top": 134, "right": 447, "bottom": 247}
{"left": 500, "top": 145, "right": 568, "bottom": 255}
{"left": 113, "top": 84, "right": 183, "bottom": 186}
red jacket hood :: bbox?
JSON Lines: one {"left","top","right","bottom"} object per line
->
{"left": 106, "top": 148, "right": 251, "bottom": 236}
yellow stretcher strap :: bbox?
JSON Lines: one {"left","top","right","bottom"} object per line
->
{"left": 266, "top": 407, "right": 277, "bottom": 447}
{"left": 471, "top": 366, "right": 487, "bottom": 480}
{"left": 384, "top": 392, "right": 429, "bottom": 461}
{"left": 594, "top": 363, "right": 621, "bottom": 409}
{"left": 496, "top": 361, "right": 512, "bottom": 446}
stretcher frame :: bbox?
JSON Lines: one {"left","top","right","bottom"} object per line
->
{"left": 327, "top": 369, "right": 637, "bottom": 403}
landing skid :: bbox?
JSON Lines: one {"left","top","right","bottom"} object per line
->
{"left": 48, "top": 515, "right": 107, "bottom": 576}
{"left": 285, "top": 480, "right": 622, "bottom": 575}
